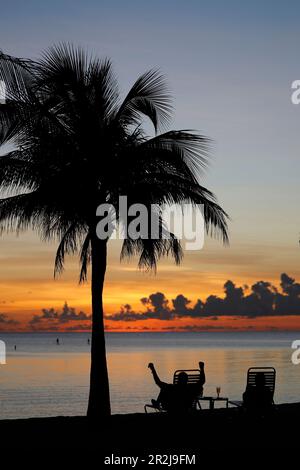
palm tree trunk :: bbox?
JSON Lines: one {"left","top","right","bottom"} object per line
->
{"left": 87, "top": 234, "right": 111, "bottom": 418}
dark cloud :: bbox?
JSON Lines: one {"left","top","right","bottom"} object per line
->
{"left": 106, "top": 273, "right": 300, "bottom": 322}
{"left": 104, "top": 304, "right": 148, "bottom": 322}
{"left": 141, "top": 292, "right": 173, "bottom": 320}
{"left": 172, "top": 294, "right": 191, "bottom": 316}
{"left": 0, "top": 313, "right": 19, "bottom": 326}
{"left": 29, "top": 302, "right": 91, "bottom": 329}
{"left": 106, "top": 293, "right": 174, "bottom": 321}
{"left": 281, "top": 273, "right": 300, "bottom": 296}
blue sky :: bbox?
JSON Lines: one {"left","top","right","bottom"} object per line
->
{"left": 1, "top": 0, "right": 300, "bottom": 317}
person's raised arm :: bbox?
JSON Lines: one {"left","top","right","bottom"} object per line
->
{"left": 198, "top": 361, "right": 206, "bottom": 386}
{"left": 148, "top": 363, "right": 164, "bottom": 388}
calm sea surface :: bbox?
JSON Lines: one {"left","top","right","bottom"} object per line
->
{"left": 0, "top": 331, "right": 299, "bottom": 419}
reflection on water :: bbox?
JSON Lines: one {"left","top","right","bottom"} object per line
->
{"left": 109, "top": 345, "right": 300, "bottom": 414}
{"left": 0, "top": 332, "right": 299, "bottom": 418}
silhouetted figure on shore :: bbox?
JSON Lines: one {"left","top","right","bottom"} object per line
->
{"left": 56, "top": 338, "right": 60, "bottom": 345}
{"left": 14, "top": 345, "right": 16, "bottom": 351}
{"left": 243, "top": 372, "right": 273, "bottom": 412}
{"left": 148, "top": 361, "right": 205, "bottom": 412}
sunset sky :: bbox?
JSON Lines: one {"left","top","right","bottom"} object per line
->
{"left": 1, "top": 0, "right": 300, "bottom": 331}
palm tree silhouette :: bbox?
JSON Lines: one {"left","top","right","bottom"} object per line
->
{"left": 0, "top": 44, "right": 228, "bottom": 418}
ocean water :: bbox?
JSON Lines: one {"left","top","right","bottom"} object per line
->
{"left": 0, "top": 331, "right": 300, "bottom": 419}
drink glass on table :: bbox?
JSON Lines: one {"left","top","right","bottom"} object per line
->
{"left": 216, "top": 386, "right": 221, "bottom": 398}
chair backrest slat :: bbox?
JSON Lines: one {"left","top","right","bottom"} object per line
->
{"left": 247, "top": 367, "right": 276, "bottom": 395}
{"left": 173, "top": 369, "right": 200, "bottom": 385}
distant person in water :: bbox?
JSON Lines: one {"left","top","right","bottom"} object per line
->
{"left": 14, "top": 345, "right": 16, "bottom": 351}
{"left": 243, "top": 372, "right": 273, "bottom": 411}
{"left": 56, "top": 338, "right": 60, "bottom": 345}
{"left": 148, "top": 361, "right": 205, "bottom": 412}
{"left": 87, "top": 338, "right": 90, "bottom": 345}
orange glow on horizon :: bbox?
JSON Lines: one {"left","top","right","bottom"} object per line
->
{"left": 2, "top": 234, "right": 300, "bottom": 332}
{"left": 1, "top": 314, "right": 300, "bottom": 332}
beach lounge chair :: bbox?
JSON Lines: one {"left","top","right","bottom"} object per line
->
{"left": 144, "top": 369, "right": 203, "bottom": 413}
{"left": 229, "top": 366, "right": 276, "bottom": 409}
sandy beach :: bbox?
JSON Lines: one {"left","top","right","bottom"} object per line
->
{"left": 1, "top": 402, "right": 299, "bottom": 456}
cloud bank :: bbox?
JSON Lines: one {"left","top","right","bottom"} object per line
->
{"left": 0, "top": 313, "right": 19, "bottom": 326}
{"left": 1, "top": 272, "right": 298, "bottom": 331}
{"left": 106, "top": 273, "right": 300, "bottom": 322}
{"left": 29, "top": 302, "right": 91, "bottom": 330}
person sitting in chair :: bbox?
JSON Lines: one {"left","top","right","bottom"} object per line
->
{"left": 148, "top": 361, "right": 205, "bottom": 413}
{"left": 242, "top": 372, "right": 273, "bottom": 411}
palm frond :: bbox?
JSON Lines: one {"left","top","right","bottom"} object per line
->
{"left": 54, "top": 222, "right": 79, "bottom": 277}
{"left": 143, "top": 130, "right": 211, "bottom": 176}
{"left": 0, "top": 50, "right": 35, "bottom": 102}
{"left": 203, "top": 198, "right": 229, "bottom": 244}
{"left": 121, "top": 233, "right": 183, "bottom": 271}
{"left": 0, "top": 192, "right": 42, "bottom": 234}
{"left": 116, "top": 69, "right": 172, "bottom": 132}
{"left": 79, "top": 233, "right": 91, "bottom": 283}
{"left": 39, "top": 43, "right": 88, "bottom": 84}
{"left": 86, "top": 58, "right": 119, "bottom": 122}
{"left": 0, "top": 150, "right": 37, "bottom": 192}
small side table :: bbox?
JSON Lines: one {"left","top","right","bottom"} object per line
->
{"left": 199, "top": 396, "right": 229, "bottom": 410}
